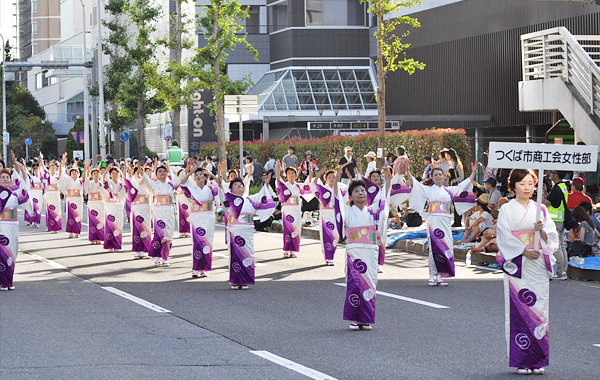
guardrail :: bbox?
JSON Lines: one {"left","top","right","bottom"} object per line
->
{"left": 521, "top": 27, "right": 600, "bottom": 119}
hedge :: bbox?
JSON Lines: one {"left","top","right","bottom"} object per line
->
{"left": 195, "top": 128, "right": 471, "bottom": 177}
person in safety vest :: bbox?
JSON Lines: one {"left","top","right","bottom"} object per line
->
{"left": 543, "top": 170, "right": 569, "bottom": 280}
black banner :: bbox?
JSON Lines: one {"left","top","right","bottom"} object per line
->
{"left": 188, "top": 90, "right": 217, "bottom": 157}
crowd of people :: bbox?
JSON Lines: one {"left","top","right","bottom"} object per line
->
{"left": 1, "top": 141, "right": 599, "bottom": 375}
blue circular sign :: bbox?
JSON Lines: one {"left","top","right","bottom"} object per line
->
{"left": 24, "top": 138, "right": 33, "bottom": 146}
{"left": 120, "top": 132, "right": 130, "bottom": 142}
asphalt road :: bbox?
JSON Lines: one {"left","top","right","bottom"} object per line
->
{"left": 1, "top": 211, "right": 599, "bottom": 379}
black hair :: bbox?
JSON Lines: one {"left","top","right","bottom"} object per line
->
{"left": 172, "top": 140, "right": 179, "bottom": 147}
{"left": 288, "top": 146, "right": 295, "bottom": 152}
{"left": 431, "top": 167, "right": 444, "bottom": 176}
{"left": 109, "top": 167, "right": 120, "bottom": 174}
{"left": 246, "top": 156, "right": 254, "bottom": 163}
{"left": 229, "top": 177, "right": 244, "bottom": 190}
{"left": 579, "top": 201, "right": 593, "bottom": 213}
{"left": 556, "top": 170, "right": 568, "bottom": 180}
{"left": 396, "top": 146, "right": 406, "bottom": 156}
{"left": 424, "top": 155, "right": 432, "bottom": 162}
{"left": 268, "top": 153, "right": 276, "bottom": 159}
{"left": 573, "top": 206, "right": 594, "bottom": 227}
{"left": 156, "top": 166, "right": 169, "bottom": 173}
{"left": 348, "top": 179, "right": 366, "bottom": 202}
{"left": 368, "top": 170, "right": 382, "bottom": 181}
{"left": 386, "top": 153, "right": 396, "bottom": 161}
{"left": 194, "top": 167, "right": 207, "bottom": 175}
{"left": 507, "top": 169, "right": 537, "bottom": 193}
{"left": 0, "top": 159, "right": 6, "bottom": 168}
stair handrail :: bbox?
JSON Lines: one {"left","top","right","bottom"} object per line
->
{"left": 521, "top": 27, "right": 600, "bottom": 119}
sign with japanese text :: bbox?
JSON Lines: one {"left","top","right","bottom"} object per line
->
{"left": 188, "top": 90, "right": 217, "bottom": 157}
{"left": 488, "top": 142, "right": 597, "bottom": 171}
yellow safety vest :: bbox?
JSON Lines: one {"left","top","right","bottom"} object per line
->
{"left": 547, "top": 182, "right": 568, "bottom": 222}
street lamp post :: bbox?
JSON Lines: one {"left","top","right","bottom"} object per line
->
{"left": 97, "top": 0, "right": 106, "bottom": 158}
{"left": 1, "top": 33, "right": 7, "bottom": 162}
{"left": 79, "top": 0, "right": 90, "bottom": 162}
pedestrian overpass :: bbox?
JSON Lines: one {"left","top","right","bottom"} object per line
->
{"left": 518, "top": 27, "right": 600, "bottom": 146}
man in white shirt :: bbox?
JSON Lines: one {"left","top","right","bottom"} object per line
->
{"left": 264, "top": 153, "right": 276, "bottom": 172}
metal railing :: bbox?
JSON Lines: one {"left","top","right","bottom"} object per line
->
{"left": 521, "top": 27, "right": 600, "bottom": 120}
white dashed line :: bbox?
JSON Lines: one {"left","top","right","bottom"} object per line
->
{"left": 102, "top": 286, "right": 171, "bottom": 313}
{"left": 334, "top": 283, "right": 449, "bottom": 309}
{"left": 251, "top": 350, "right": 338, "bottom": 380}
{"left": 27, "top": 253, "right": 68, "bottom": 270}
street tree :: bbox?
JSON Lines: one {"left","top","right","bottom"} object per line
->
{"left": 192, "top": 0, "right": 257, "bottom": 163}
{"left": 102, "top": 0, "right": 135, "bottom": 158}
{"left": 118, "top": 0, "right": 165, "bottom": 159}
{"left": 145, "top": 0, "right": 198, "bottom": 143}
{"left": 360, "top": 0, "right": 425, "bottom": 166}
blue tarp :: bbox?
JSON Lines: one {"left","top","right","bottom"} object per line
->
{"left": 568, "top": 256, "right": 600, "bottom": 271}
{"left": 386, "top": 230, "right": 466, "bottom": 248}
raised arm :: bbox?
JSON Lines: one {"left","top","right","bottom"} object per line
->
{"left": 313, "top": 167, "right": 326, "bottom": 185}
{"left": 333, "top": 161, "right": 351, "bottom": 195}
{"left": 276, "top": 160, "right": 282, "bottom": 182}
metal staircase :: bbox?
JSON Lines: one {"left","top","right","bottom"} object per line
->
{"left": 518, "top": 27, "right": 600, "bottom": 146}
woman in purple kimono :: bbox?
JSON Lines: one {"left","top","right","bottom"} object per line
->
{"left": 39, "top": 155, "right": 62, "bottom": 233}
{"left": 496, "top": 169, "right": 558, "bottom": 375}
{"left": 0, "top": 166, "right": 32, "bottom": 291}
{"left": 124, "top": 162, "right": 152, "bottom": 259}
{"left": 333, "top": 161, "right": 391, "bottom": 330}
{"left": 58, "top": 153, "right": 84, "bottom": 238}
{"left": 312, "top": 168, "right": 344, "bottom": 266}
{"left": 276, "top": 161, "right": 302, "bottom": 258}
{"left": 407, "top": 162, "right": 478, "bottom": 286}
{"left": 217, "top": 162, "right": 276, "bottom": 289}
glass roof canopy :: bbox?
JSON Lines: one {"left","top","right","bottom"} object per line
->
{"left": 247, "top": 67, "right": 378, "bottom": 112}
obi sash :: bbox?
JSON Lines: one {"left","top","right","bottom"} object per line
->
{"left": 67, "top": 189, "right": 82, "bottom": 198}
{"left": 0, "top": 208, "right": 17, "bottom": 221}
{"left": 154, "top": 195, "right": 173, "bottom": 206}
{"left": 190, "top": 200, "right": 213, "bottom": 213}
{"left": 283, "top": 196, "right": 300, "bottom": 206}
{"left": 227, "top": 212, "right": 253, "bottom": 226}
{"left": 106, "top": 194, "right": 121, "bottom": 203}
{"left": 88, "top": 192, "right": 102, "bottom": 202}
{"left": 512, "top": 229, "right": 535, "bottom": 249}
{"left": 46, "top": 184, "right": 58, "bottom": 192}
{"left": 346, "top": 226, "right": 378, "bottom": 245}
{"left": 427, "top": 201, "right": 453, "bottom": 214}
{"left": 132, "top": 194, "right": 149, "bottom": 205}
{"left": 32, "top": 183, "right": 43, "bottom": 190}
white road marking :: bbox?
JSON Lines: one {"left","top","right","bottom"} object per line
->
{"left": 27, "top": 253, "right": 68, "bottom": 270}
{"left": 593, "top": 344, "right": 600, "bottom": 348}
{"left": 334, "top": 283, "right": 449, "bottom": 309}
{"left": 102, "top": 286, "right": 171, "bottom": 313}
{"left": 251, "top": 350, "right": 338, "bottom": 380}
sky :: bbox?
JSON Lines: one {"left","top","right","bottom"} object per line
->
{"left": 0, "top": 0, "right": 19, "bottom": 58}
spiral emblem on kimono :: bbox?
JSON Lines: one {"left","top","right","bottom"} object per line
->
{"left": 435, "top": 254, "right": 446, "bottom": 263}
{"left": 368, "top": 185, "right": 377, "bottom": 194}
{"left": 0, "top": 191, "right": 8, "bottom": 199}
{"left": 392, "top": 183, "right": 402, "bottom": 190}
{"left": 362, "top": 288, "right": 375, "bottom": 301}
{"left": 459, "top": 191, "right": 468, "bottom": 198}
{"left": 242, "top": 258, "right": 252, "bottom": 267}
{"left": 70, "top": 203, "right": 77, "bottom": 209}
{"left": 90, "top": 227, "right": 96, "bottom": 233}
{"left": 68, "top": 219, "right": 74, "bottom": 225}
{"left": 49, "top": 220, "right": 56, "bottom": 226}
{"left": 234, "top": 236, "right": 246, "bottom": 246}
{"left": 194, "top": 250, "right": 202, "bottom": 259}
{"left": 152, "top": 241, "right": 161, "bottom": 250}
{"left": 348, "top": 294, "right": 360, "bottom": 307}
{"left": 182, "top": 204, "right": 189, "bottom": 210}
{"left": 353, "top": 259, "right": 367, "bottom": 274}
{"left": 0, "top": 236, "right": 9, "bottom": 246}
{"left": 6, "top": 256, "right": 13, "bottom": 267}
{"left": 203, "top": 246, "right": 211, "bottom": 254}
{"left": 134, "top": 236, "right": 141, "bottom": 243}
{"left": 108, "top": 215, "right": 116, "bottom": 222}
{"left": 284, "top": 235, "right": 291, "bottom": 242}
{"left": 49, "top": 205, "right": 56, "bottom": 211}
{"left": 136, "top": 215, "right": 144, "bottom": 223}
{"left": 196, "top": 227, "right": 206, "bottom": 236}
{"left": 323, "top": 192, "right": 330, "bottom": 199}
{"left": 518, "top": 289, "right": 537, "bottom": 307}
{"left": 233, "top": 198, "right": 242, "bottom": 207}
{"left": 261, "top": 196, "right": 268, "bottom": 204}
{"left": 432, "top": 229, "right": 445, "bottom": 239}
{"left": 91, "top": 209, "right": 98, "bottom": 217}
{"left": 223, "top": 201, "right": 230, "bottom": 208}
{"left": 286, "top": 215, "right": 294, "bottom": 223}
{"left": 33, "top": 198, "right": 38, "bottom": 203}
{"left": 503, "top": 261, "right": 518, "bottom": 275}
{"left": 157, "top": 220, "right": 166, "bottom": 229}
{"left": 232, "top": 262, "right": 242, "bottom": 273}
{"left": 106, "top": 233, "right": 112, "bottom": 240}
{"left": 325, "top": 221, "right": 335, "bottom": 231}
{"left": 284, "top": 189, "right": 291, "bottom": 196}
{"left": 515, "top": 333, "right": 531, "bottom": 350}
{"left": 130, "top": 188, "right": 136, "bottom": 194}
{"left": 140, "top": 231, "right": 147, "bottom": 239}
{"left": 534, "top": 323, "right": 547, "bottom": 340}
{"left": 325, "top": 242, "right": 334, "bottom": 252}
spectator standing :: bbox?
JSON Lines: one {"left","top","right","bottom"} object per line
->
{"left": 299, "top": 151, "right": 318, "bottom": 182}
{"left": 247, "top": 157, "right": 265, "bottom": 186}
{"left": 393, "top": 146, "right": 409, "bottom": 175}
{"left": 264, "top": 153, "right": 276, "bottom": 173}
{"left": 446, "top": 148, "right": 465, "bottom": 186}
{"left": 385, "top": 153, "right": 396, "bottom": 168}
{"left": 422, "top": 155, "right": 432, "bottom": 179}
{"left": 166, "top": 140, "right": 184, "bottom": 171}
{"left": 567, "top": 177, "right": 592, "bottom": 210}
{"left": 543, "top": 170, "right": 570, "bottom": 280}
{"left": 436, "top": 148, "right": 451, "bottom": 177}
{"left": 364, "top": 151, "right": 377, "bottom": 178}
{"left": 282, "top": 146, "right": 299, "bottom": 170}
{"left": 338, "top": 147, "right": 357, "bottom": 185}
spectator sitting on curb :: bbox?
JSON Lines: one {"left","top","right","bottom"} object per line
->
{"left": 454, "top": 194, "right": 493, "bottom": 245}
{"left": 470, "top": 197, "right": 509, "bottom": 254}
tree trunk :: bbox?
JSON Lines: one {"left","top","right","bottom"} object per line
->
{"left": 213, "top": 4, "right": 227, "bottom": 164}
{"left": 136, "top": 96, "right": 145, "bottom": 158}
{"left": 376, "top": 9, "right": 386, "bottom": 168}
{"left": 172, "top": 0, "right": 183, "bottom": 143}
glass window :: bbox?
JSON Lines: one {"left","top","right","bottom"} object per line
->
{"left": 36, "top": 72, "right": 42, "bottom": 89}
{"left": 32, "top": 22, "right": 38, "bottom": 34}
{"left": 268, "top": 1, "right": 288, "bottom": 33}
{"left": 32, "top": 43, "right": 38, "bottom": 55}
{"left": 306, "top": 0, "right": 366, "bottom": 26}
{"left": 32, "top": 1, "right": 38, "bottom": 12}
{"left": 246, "top": 6, "right": 260, "bottom": 34}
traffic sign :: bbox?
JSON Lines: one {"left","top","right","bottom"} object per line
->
{"left": 2, "top": 131, "right": 9, "bottom": 145}
{"left": 24, "top": 138, "right": 33, "bottom": 146}
{"left": 120, "top": 132, "right": 130, "bottom": 142}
